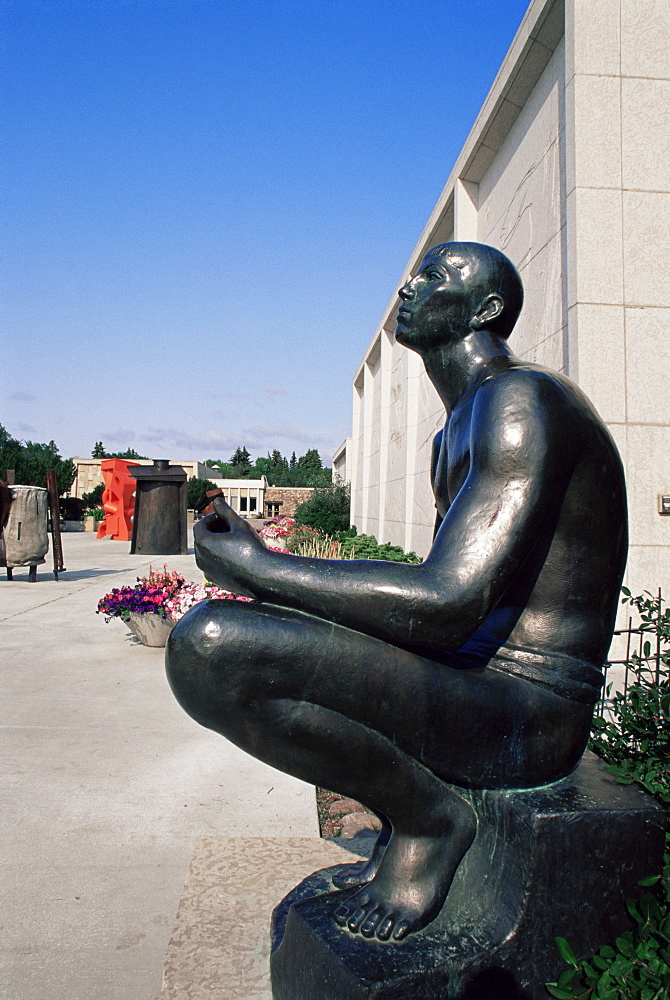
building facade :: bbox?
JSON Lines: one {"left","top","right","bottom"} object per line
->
{"left": 344, "top": 0, "right": 670, "bottom": 602}
{"left": 72, "top": 458, "right": 220, "bottom": 500}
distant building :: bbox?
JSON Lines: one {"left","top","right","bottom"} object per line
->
{"left": 264, "top": 486, "right": 315, "bottom": 519}
{"left": 209, "top": 478, "right": 267, "bottom": 517}
{"left": 347, "top": 0, "right": 670, "bottom": 601}
{"left": 72, "top": 458, "right": 220, "bottom": 499}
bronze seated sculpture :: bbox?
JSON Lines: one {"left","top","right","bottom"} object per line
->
{"left": 165, "top": 242, "right": 629, "bottom": 947}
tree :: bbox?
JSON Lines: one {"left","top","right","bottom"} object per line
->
{"left": 0, "top": 425, "right": 76, "bottom": 494}
{"left": 297, "top": 448, "right": 322, "bottom": 472}
{"left": 0, "top": 425, "right": 23, "bottom": 481}
{"left": 81, "top": 483, "right": 104, "bottom": 509}
{"left": 229, "top": 446, "right": 252, "bottom": 477}
{"left": 90, "top": 443, "right": 148, "bottom": 460}
{"left": 108, "top": 447, "right": 148, "bottom": 460}
{"left": 294, "top": 482, "right": 350, "bottom": 534}
{"left": 187, "top": 477, "right": 217, "bottom": 511}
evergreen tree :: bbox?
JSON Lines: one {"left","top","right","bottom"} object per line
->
{"left": 91, "top": 441, "right": 106, "bottom": 458}
{"left": 108, "top": 447, "right": 148, "bottom": 460}
{"left": 229, "top": 446, "right": 252, "bottom": 476}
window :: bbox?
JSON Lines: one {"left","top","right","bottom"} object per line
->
{"left": 239, "top": 497, "right": 248, "bottom": 512}
{"left": 266, "top": 501, "right": 283, "bottom": 517}
{"left": 249, "top": 497, "right": 257, "bottom": 511}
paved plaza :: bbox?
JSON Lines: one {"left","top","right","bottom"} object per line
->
{"left": 0, "top": 532, "right": 321, "bottom": 1000}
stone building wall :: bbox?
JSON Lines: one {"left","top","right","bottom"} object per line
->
{"left": 264, "top": 487, "right": 315, "bottom": 519}
{"left": 347, "top": 0, "right": 670, "bottom": 607}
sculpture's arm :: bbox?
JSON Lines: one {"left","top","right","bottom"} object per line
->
{"left": 430, "top": 427, "right": 445, "bottom": 539}
{"left": 194, "top": 374, "right": 571, "bottom": 656}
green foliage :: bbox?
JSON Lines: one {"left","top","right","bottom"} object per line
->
{"left": 90, "top": 442, "right": 147, "bottom": 459}
{"left": 0, "top": 424, "right": 76, "bottom": 494}
{"left": 81, "top": 483, "right": 104, "bottom": 509}
{"left": 203, "top": 447, "right": 332, "bottom": 487}
{"left": 186, "top": 477, "right": 217, "bottom": 511}
{"left": 294, "top": 482, "right": 351, "bottom": 534}
{"left": 108, "top": 447, "right": 148, "bottom": 459}
{"left": 337, "top": 533, "right": 421, "bottom": 564}
{"left": 546, "top": 589, "right": 670, "bottom": 1000}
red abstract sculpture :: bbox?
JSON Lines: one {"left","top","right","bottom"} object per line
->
{"left": 96, "top": 459, "right": 140, "bottom": 541}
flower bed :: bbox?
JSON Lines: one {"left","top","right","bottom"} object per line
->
{"left": 97, "top": 564, "right": 252, "bottom": 629}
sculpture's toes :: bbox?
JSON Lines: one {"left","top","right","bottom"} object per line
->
{"left": 333, "top": 897, "right": 359, "bottom": 927}
{"left": 360, "top": 906, "right": 385, "bottom": 938}
{"left": 347, "top": 900, "right": 373, "bottom": 933}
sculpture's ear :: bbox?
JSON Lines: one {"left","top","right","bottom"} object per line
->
{"left": 471, "top": 294, "right": 504, "bottom": 330}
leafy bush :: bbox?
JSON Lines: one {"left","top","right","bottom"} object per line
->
{"left": 286, "top": 525, "right": 420, "bottom": 564}
{"left": 337, "top": 533, "right": 421, "bottom": 564}
{"left": 294, "top": 483, "right": 350, "bottom": 534}
{"left": 81, "top": 483, "right": 104, "bottom": 509}
{"left": 186, "top": 477, "right": 217, "bottom": 511}
{"left": 546, "top": 589, "right": 670, "bottom": 1000}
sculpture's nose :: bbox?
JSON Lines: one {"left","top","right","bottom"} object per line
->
{"left": 399, "top": 281, "right": 415, "bottom": 301}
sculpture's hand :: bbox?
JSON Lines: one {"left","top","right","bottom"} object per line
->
{"left": 193, "top": 497, "right": 266, "bottom": 599}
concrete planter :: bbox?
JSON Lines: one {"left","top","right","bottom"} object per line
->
{"left": 126, "top": 612, "right": 175, "bottom": 647}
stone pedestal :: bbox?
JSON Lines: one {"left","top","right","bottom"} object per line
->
{"left": 270, "top": 753, "right": 665, "bottom": 1000}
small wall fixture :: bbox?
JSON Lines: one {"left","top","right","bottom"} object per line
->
{"left": 657, "top": 495, "right": 670, "bottom": 516}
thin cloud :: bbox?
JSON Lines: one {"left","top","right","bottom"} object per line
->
{"left": 9, "top": 392, "right": 35, "bottom": 402}
{"left": 260, "top": 384, "right": 286, "bottom": 397}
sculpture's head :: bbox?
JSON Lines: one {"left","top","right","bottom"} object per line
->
{"left": 395, "top": 242, "right": 523, "bottom": 352}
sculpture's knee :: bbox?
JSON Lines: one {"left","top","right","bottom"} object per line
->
{"left": 165, "top": 599, "right": 258, "bottom": 733}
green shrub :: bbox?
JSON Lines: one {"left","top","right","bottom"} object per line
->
{"left": 186, "top": 477, "right": 217, "bottom": 511}
{"left": 546, "top": 589, "right": 670, "bottom": 1000}
{"left": 81, "top": 483, "right": 104, "bottom": 509}
{"left": 337, "top": 533, "right": 421, "bottom": 564}
{"left": 294, "top": 483, "right": 351, "bottom": 534}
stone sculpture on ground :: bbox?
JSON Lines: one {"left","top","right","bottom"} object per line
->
{"left": 165, "top": 243, "right": 664, "bottom": 998}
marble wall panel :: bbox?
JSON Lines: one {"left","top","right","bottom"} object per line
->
{"left": 624, "top": 307, "right": 670, "bottom": 424}
{"left": 625, "top": 424, "right": 670, "bottom": 549}
{"left": 478, "top": 43, "right": 564, "bottom": 265}
{"left": 478, "top": 44, "right": 566, "bottom": 369}
{"left": 567, "top": 73, "right": 622, "bottom": 193}
{"left": 620, "top": 0, "right": 670, "bottom": 80}
{"left": 509, "top": 230, "right": 566, "bottom": 363}
{"left": 621, "top": 79, "right": 670, "bottom": 194}
{"left": 622, "top": 192, "right": 670, "bottom": 308}
{"left": 566, "top": 0, "right": 621, "bottom": 79}
{"left": 567, "top": 186, "right": 624, "bottom": 306}
{"left": 569, "top": 303, "right": 626, "bottom": 424}
{"left": 625, "top": 545, "right": 670, "bottom": 601}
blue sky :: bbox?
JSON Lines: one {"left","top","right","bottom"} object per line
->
{"left": 2, "top": 0, "right": 529, "bottom": 466}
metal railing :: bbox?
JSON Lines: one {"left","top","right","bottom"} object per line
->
{"left": 597, "top": 587, "right": 666, "bottom": 717}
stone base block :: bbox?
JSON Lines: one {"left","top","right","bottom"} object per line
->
{"left": 270, "top": 753, "right": 665, "bottom": 1000}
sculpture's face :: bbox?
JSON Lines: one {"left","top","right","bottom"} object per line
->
{"left": 395, "top": 253, "right": 473, "bottom": 351}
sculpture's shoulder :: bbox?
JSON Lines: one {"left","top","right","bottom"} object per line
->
{"left": 477, "top": 363, "right": 600, "bottom": 429}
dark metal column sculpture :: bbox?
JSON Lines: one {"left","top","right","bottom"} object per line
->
{"left": 130, "top": 460, "right": 187, "bottom": 555}
{"left": 164, "top": 244, "right": 664, "bottom": 999}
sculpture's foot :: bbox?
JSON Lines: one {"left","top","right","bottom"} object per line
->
{"left": 331, "top": 818, "right": 391, "bottom": 890}
{"left": 333, "top": 797, "right": 476, "bottom": 941}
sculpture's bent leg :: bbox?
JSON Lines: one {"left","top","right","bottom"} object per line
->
{"left": 166, "top": 599, "right": 591, "bottom": 940}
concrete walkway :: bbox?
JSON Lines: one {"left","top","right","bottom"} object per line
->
{"left": 0, "top": 532, "right": 319, "bottom": 1000}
